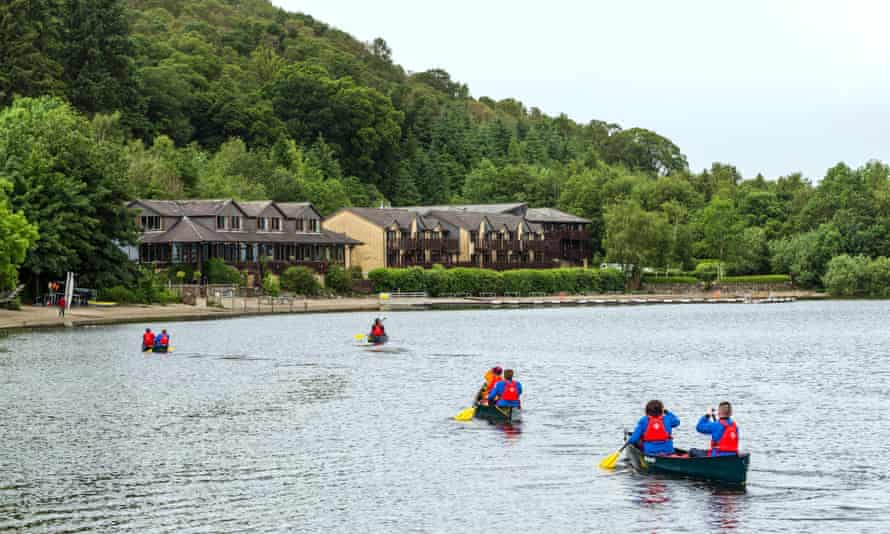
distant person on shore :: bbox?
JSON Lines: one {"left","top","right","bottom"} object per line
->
{"left": 487, "top": 368, "right": 522, "bottom": 408}
{"left": 628, "top": 400, "right": 680, "bottom": 455}
{"left": 691, "top": 401, "right": 739, "bottom": 457}
{"left": 476, "top": 366, "right": 503, "bottom": 405}
{"left": 142, "top": 328, "right": 155, "bottom": 352}
{"left": 58, "top": 296, "right": 66, "bottom": 317}
{"left": 154, "top": 329, "right": 170, "bottom": 352}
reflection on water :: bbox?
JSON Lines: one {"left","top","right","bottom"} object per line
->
{"left": 1, "top": 301, "right": 890, "bottom": 532}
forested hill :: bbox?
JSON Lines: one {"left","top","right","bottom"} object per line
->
{"left": 0, "top": 0, "right": 888, "bottom": 295}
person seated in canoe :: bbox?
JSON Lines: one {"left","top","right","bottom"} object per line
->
{"left": 154, "top": 329, "right": 170, "bottom": 353}
{"left": 691, "top": 401, "right": 739, "bottom": 457}
{"left": 368, "top": 318, "right": 386, "bottom": 343}
{"left": 142, "top": 328, "right": 155, "bottom": 352}
{"left": 476, "top": 366, "right": 503, "bottom": 405}
{"left": 627, "top": 400, "right": 680, "bottom": 456}
{"left": 487, "top": 368, "right": 521, "bottom": 408}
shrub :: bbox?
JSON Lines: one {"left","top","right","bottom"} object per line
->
{"left": 720, "top": 275, "right": 791, "bottom": 284}
{"left": 203, "top": 258, "right": 241, "bottom": 284}
{"left": 865, "top": 257, "right": 890, "bottom": 297}
{"left": 157, "top": 289, "right": 181, "bottom": 305}
{"left": 325, "top": 265, "right": 352, "bottom": 294}
{"left": 694, "top": 261, "right": 721, "bottom": 282}
{"left": 643, "top": 275, "right": 699, "bottom": 284}
{"left": 281, "top": 266, "right": 320, "bottom": 296}
{"left": 263, "top": 273, "right": 281, "bottom": 296}
{"left": 823, "top": 255, "right": 868, "bottom": 296}
{"left": 600, "top": 268, "right": 626, "bottom": 291}
{"left": 99, "top": 286, "right": 139, "bottom": 304}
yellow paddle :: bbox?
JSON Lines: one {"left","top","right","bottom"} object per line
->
{"left": 599, "top": 440, "right": 631, "bottom": 469}
{"left": 453, "top": 406, "right": 475, "bottom": 421}
{"left": 354, "top": 333, "right": 367, "bottom": 340}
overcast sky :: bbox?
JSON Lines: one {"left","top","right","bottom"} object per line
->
{"left": 272, "top": 0, "right": 890, "bottom": 180}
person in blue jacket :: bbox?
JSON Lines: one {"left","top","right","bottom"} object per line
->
{"left": 691, "top": 401, "right": 740, "bottom": 457}
{"left": 627, "top": 400, "right": 680, "bottom": 455}
{"left": 154, "top": 329, "right": 170, "bottom": 353}
{"left": 487, "top": 369, "right": 522, "bottom": 407}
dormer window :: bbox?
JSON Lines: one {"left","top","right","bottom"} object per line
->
{"left": 295, "top": 219, "right": 304, "bottom": 232}
{"left": 140, "top": 215, "right": 161, "bottom": 231}
{"left": 257, "top": 217, "right": 267, "bottom": 231}
{"left": 217, "top": 216, "right": 226, "bottom": 230}
{"left": 230, "top": 216, "right": 241, "bottom": 230}
{"left": 310, "top": 219, "right": 319, "bottom": 233}
{"left": 271, "top": 217, "right": 281, "bottom": 231}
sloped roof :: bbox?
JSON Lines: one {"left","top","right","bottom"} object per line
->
{"left": 139, "top": 216, "right": 232, "bottom": 244}
{"left": 344, "top": 207, "right": 422, "bottom": 230}
{"left": 130, "top": 199, "right": 241, "bottom": 217}
{"left": 401, "top": 203, "right": 527, "bottom": 215}
{"left": 237, "top": 201, "right": 285, "bottom": 217}
{"left": 525, "top": 207, "right": 590, "bottom": 224}
{"left": 277, "top": 202, "right": 318, "bottom": 219}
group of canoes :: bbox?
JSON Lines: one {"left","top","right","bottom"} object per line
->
{"left": 141, "top": 328, "right": 171, "bottom": 353}
{"left": 462, "top": 368, "right": 749, "bottom": 486}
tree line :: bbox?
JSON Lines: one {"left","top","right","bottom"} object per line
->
{"left": 0, "top": 0, "right": 887, "bottom": 296}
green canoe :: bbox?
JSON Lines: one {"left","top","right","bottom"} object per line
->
{"left": 473, "top": 404, "right": 521, "bottom": 423}
{"left": 625, "top": 441, "right": 750, "bottom": 486}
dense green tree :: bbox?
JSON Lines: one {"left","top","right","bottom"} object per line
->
{"left": 603, "top": 200, "right": 669, "bottom": 286}
{"left": 0, "top": 0, "right": 63, "bottom": 107}
{"left": 0, "top": 180, "right": 39, "bottom": 291}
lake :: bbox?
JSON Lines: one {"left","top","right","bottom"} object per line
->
{"left": 1, "top": 301, "right": 888, "bottom": 533}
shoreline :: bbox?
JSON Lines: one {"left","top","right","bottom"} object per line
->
{"left": 0, "top": 291, "right": 824, "bottom": 333}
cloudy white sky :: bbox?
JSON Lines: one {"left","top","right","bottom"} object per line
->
{"left": 273, "top": 0, "right": 890, "bottom": 180}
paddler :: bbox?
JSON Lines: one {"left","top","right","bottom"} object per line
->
{"left": 487, "top": 368, "right": 522, "bottom": 408}
{"left": 369, "top": 318, "right": 386, "bottom": 343}
{"left": 691, "top": 401, "right": 739, "bottom": 457}
{"left": 154, "top": 329, "right": 170, "bottom": 353}
{"left": 627, "top": 400, "right": 680, "bottom": 456}
{"left": 476, "top": 366, "right": 503, "bottom": 405}
{"left": 142, "top": 328, "right": 155, "bottom": 352}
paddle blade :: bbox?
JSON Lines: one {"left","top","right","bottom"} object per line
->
{"left": 453, "top": 407, "right": 475, "bottom": 421}
{"left": 599, "top": 450, "right": 622, "bottom": 469}
{"left": 354, "top": 333, "right": 367, "bottom": 340}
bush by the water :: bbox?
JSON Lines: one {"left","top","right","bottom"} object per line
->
{"left": 203, "top": 258, "right": 241, "bottom": 284}
{"left": 281, "top": 266, "right": 320, "bottom": 296}
{"left": 367, "top": 267, "right": 625, "bottom": 296}
{"left": 823, "top": 255, "right": 869, "bottom": 296}
{"left": 324, "top": 265, "right": 353, "bottom": 293}
{"left": 262, "top": 273, "right": 281, "bottom": 296}
{"left": 642, "top": 275, "right": 699, "bottom": 284}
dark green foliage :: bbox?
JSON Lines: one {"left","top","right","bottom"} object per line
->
{"left": 99, "top": 285, "right": 138, "bottom": 303}
{"left": 203, "top": 258, "right": 240, "bottom": 284}
{"left": 720, "top": 274, "right": 791, "bottom": 284}
{"left": 323, "top": 265, "right": 352, "bottom": 294}
{"left": 368, "top": 267, "right": 624, "bottom": 296}
{"left": 281, "top": 266, "right": 320, "bottom": 295}
{"left": 262, "top": 272, "right": 280, "bottom": 296}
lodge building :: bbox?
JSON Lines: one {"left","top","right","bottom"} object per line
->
{"left": 127, "top": 199, "right": 359, "bottom": 281}
{"left": 323, "top": 202, "right": 590, "bottom": 272}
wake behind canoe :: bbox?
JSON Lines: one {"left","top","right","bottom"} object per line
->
{"left": 625, "top": 441, "right": 750, "bottom": 486}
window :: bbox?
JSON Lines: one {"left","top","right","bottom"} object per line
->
{"left": 309, "top": 219, "right": 320, "bottom": 233}
{"left": 271, "top": 217, "right": 281, "bottom": 231}
{"left": 386, "top": 230, "right": 397, "bottom": 241}
{"left": 257, "top": 217, "right": 267, "bottom": 231}
{"left": 230, "top": 216, "right": 241, "bottom": 230}
{"left": 140, "top": 215, "right": 161, "bottom": 231}
{"left": 217, "top": 216, "right": 226, "bottom": 230}
{"left": 295, "top": 219, "right": 304, "bottom": 232}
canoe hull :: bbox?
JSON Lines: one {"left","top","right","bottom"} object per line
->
{"left": 473, "top": 404, "right": 521, "bottom": 423}
{"left": 625, "top": 443, "right": 749, "bottom": 486}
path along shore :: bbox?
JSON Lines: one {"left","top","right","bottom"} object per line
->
{"left": 0, "top": 290, "right": 822, "bottom": 332}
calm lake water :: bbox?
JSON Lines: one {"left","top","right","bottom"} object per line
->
{"left": 1, "top": 301, "right": 889, "bottom": 533}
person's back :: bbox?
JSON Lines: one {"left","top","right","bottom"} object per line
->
{"left": 694, "top": 401, "right": 739, "bottom": 457}
{"left": 156, "top": 330, "right": 169, "bottom": 350}
{"left": 142, "top": 329, "right": 155, "bottom": 350}
{"left": 628, "top": 400, "right": 680, "bottom": 456}
{"left": 488, "top": 369, "right": 521, "bottom": 408}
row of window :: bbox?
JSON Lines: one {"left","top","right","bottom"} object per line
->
{"left": 137, "top": 215, "right": 320, "bottom": 233}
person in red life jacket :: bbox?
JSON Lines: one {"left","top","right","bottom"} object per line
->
{"left": 368, "top": 318, "right": 386, "bottom": 343}
{"left": 154, "top": 329, "right": 170, "bottom": 352}
{"left": 692, "top": 401, "right": 739, "bottom": 457}
{"left": 58, "top": 296, "right": 66, "bottom": 317}
{"left": 627, "top": 400, "right": 680, "bottom": 456}
{"left": 142, "top": 328, "right": 155, "bottom": 351}
{"left": 487, "top": 368, "right": 522, "bottom": 408}
{"left": 476, "top": 366, "right": 503, "bottom": 405}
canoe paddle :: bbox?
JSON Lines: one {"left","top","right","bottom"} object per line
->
{"left": 453, "top": 406, "right": 475, "bottom": 421}
{"left": 599, "top": 439, "right": 631, "bottom": 469}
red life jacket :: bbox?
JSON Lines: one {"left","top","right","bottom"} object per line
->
{"left": 710, "top": 419, "right": 739, "bottom": 454}
{"left": 143, "top": 332, "right": 155, "bottom": 346}
{"left": 486, "top": 375, "right": 502, "bottom": 394}
{"left": 158, "top": 334, "right": 169, "bottom": 346}
{"left": 371, "top": 325, "right": 384, "bottom": 336}
{"left": 500, "top": 380, "right": 520, "bottom": 401}
{"left": 642, "top": 415, "right": 670, "bottom": 442}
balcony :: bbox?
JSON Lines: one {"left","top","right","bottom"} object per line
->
{"left": 387, "top": 238, "right": 459, "bottom": 252}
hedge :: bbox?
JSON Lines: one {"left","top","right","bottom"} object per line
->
{"left": 720, "top": 275, "right": 791, "bottom": 284}
{"left": 642, "top": 275, "right": 699, "bottom": 284}
{"left": 367, "top": 267, "right": 625, "bottom": 296}
{"left": 281, "top": 266, "right": 320, "bottom": 296}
